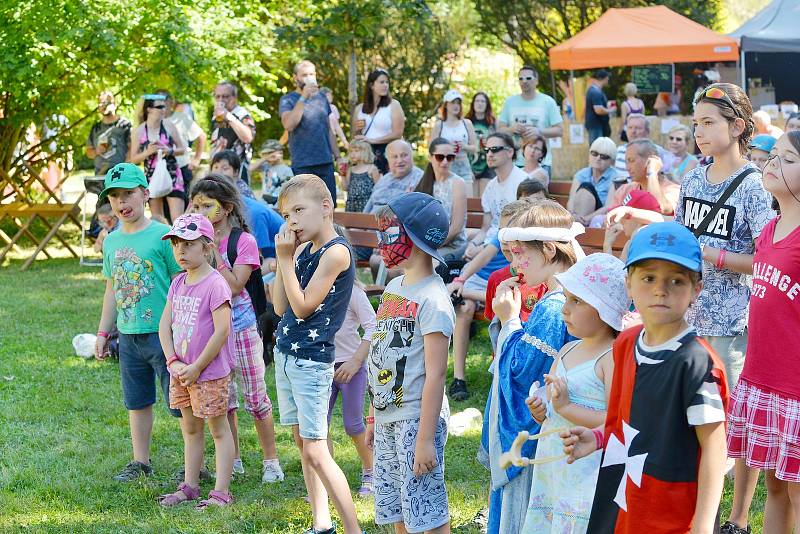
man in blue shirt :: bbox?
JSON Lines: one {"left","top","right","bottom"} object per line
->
{"left": 584, "top": 70, "right": 611, "bottom": 143}
{"left": 279, "top": 60, "right": 338, "bottom": 202}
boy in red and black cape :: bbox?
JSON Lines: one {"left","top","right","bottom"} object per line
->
{"left": 561, "top": 222, "right": 729, "bottom": 534}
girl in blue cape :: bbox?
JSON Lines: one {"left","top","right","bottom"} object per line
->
{"left": 480, "top": 200, "right": 582, "bottom": 534}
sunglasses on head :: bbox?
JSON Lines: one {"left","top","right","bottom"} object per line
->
{"left": 519, "top": 76, "right": 535, "bottom": 81}
{"left": 486, "top": 145, "right": 510, "bottom": 154}
{"left": 694, "top": 85, "right": 738, "bottom": 116}
{"left": 590, "top": 150, "right": 611, "bottom": 161}
{"left": 433, "top": 153, "right": 456, "bottom": 162}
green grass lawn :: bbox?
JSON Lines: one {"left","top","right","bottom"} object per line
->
{"left": 0, "top": 256, "right": 767, "bottom": 532}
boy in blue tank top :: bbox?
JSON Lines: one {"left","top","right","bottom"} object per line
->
{"left": 273, "top": 174, "right": 362, "bottom": 534}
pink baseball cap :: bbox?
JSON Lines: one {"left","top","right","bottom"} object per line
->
{"left": 622, "top": 189, "right": 660, "bottom": 213}
{"left": 162, "top": 213, "right": 215, "bottom": 241}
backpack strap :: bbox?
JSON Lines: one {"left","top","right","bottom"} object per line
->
{"left": 227, "top": 227, "right": 243, "bottom": 267}
{"left": 692, "top": 167, "right": 758, "bottom": 238}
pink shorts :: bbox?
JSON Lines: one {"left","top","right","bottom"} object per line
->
{"left": 728, "top": 379, "right": 800, "bottom": 482}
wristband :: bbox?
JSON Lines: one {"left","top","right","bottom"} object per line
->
{"left": 592, "top": 428, "right": 604, "bottom": 451}
{"left": 97, "top": 330, "right": 109, "bottom": 338}
{"left": 166, "top": 354, "right": 180, "bottom": 367}
{"left": 716, "top": 249, "right": 727, "bottom": 270}
{"left": 365, "top": 416, "right": 375, "bottom": 425}
{"left": 453, "top": 277, "right": 465, "bottom": 284}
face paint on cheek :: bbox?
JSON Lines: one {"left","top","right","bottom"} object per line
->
{"left": 207, "top": 200, "right": 222, "bottom": 221}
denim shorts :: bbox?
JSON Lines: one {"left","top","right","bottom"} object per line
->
{"left": 118, "top": 332, "right": 180, "bottom": 416}
{"left": 274, "top": 347, "right": 334, "bottom": 440}
{"left": 705, "top": 333, "right": 748, "bottom": 390}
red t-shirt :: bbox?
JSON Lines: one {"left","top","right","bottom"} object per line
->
{"left": 742, "top": 217, "right": 800, "bottom": 399}
{"left": 484, "top": 265, "right": 547, "bottom": 322}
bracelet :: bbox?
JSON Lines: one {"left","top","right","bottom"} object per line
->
{"left": 365, "top": 416, "right": 375, "bottom": 425}
{"left": 166, "top": 354, "right": 180, "bottom": 367}
{"left": 97, "top": 331, "right": 109, "bottom": 338}
{"left": 592, "top": 428, "right": 604, "bottom": 451}
{"left": 716, "top": 249, "right": 727, "bottom": 270}
{"left": 218, "top": 263, "right": 230, "bottom": 272}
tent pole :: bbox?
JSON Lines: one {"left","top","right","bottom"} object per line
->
{"left": 550, "top": 69, "right": 557, "bottom": 98}
{"left": 740, "top": 47, "right": 747, "bottom": 92}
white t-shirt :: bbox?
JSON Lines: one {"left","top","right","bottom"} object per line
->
{"left": 481, "top": 166, "right": 528, "bottom": 240}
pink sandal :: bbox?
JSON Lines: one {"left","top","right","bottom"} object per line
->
{"left": 157, "top": 482, "right": 200, "bottom": 507}
{"left": 194, "top": 489, "right": 233, "bottom": 511}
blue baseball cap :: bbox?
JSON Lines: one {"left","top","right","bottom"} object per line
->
{"left": 387, "top": 192, "right": 450, "bottom": 265}
{"left": 749, "top": 134, "right": 776, "bottom": 153}
{"left": 625, "top": 222, "right": 702, "bottom": 272}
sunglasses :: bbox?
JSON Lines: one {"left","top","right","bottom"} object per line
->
{"left": 377, "top": 226, "right": 402, "bottom": 245}
{"left": 486, "top": 145, "right": 510, "bottom": 154}
{"left": 152, "top": 105, "right": 166, "bottom": 110}
{"left": 694, "top": 86, "right": 738, "bottom": 116}
{"left": 433, "top": 153, "right": 456, "bottom": 162}
{"left": 519, "top": 76, "right": 535, "bottom": 81}
{"left": 590, "top": 150, "right": 611, "bottom": 161}
{"left": 668, "top": 136, "right": 686, "bottom": 142}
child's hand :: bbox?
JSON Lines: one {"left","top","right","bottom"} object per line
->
{"left": 446, "top": 280, "right": 464, "bottom": 296}
{"left": 545, "top": 374, "right": 570, "bottom": 413}
{"left": 525, "top": 382, "right": 547, "bottom": 423}
{"left": 275, "top": 226, "right": 298, "bottom": 260}
{"left": 413, "top": 439, "right": 438, "bottom": 477}
{"left": 169, "top": 361, "right": 187, "bottom": 375}
{"left": 333, "top": 360, "right": 362, "bottom": 384}
{"left": 606, "top": 206, "right": 632, "bottom": 226}
{"left": 492, "top": 281, "right": 522, "bottom": 323}
{"left": 178, "top": 363, "right": 201, "bottom": 387}
{"left": 561, "top": 426, "right": 598, "bottom": 464}
{"left": 94, "top": 336, "right": 109, "bottom": 361}
{"left": 365, "top": 425, "right": 374, "bottom": 450}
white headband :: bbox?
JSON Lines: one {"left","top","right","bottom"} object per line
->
{"left": 498, "top": 222, "right": 586, "bottom": 260}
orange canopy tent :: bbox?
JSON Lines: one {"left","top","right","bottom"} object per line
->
{"left": 549, "top": 6, "right": 739, "bottom": 70}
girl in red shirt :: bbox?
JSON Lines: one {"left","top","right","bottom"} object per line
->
{"left": 727, "top": 131, "right": 800, "bottom": 533}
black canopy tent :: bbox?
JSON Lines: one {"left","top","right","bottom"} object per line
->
{"left": 729, "top": 0, "right": 800, "bottom": 103}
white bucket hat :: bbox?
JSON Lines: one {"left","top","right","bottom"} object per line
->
{"left": 554, "top": 253, "right": 629, "bottom": 331}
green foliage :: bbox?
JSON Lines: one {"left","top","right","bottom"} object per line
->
{"left": 0, "top": 0, "right": 279, "bottom": 188}
{"left": 273, "top": 0, "right": 472, "bottom": 144}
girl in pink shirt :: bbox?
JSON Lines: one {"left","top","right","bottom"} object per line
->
{"left": 158, "top": 213, "right": 236, "bottom": 509}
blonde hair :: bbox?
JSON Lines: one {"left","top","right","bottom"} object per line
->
{"left": 501, "top": 198, "right": 535, "bottom": 220}
{"left": 348, "top": 139, "right": 375, "bottom": 165}
{"left": 277, "top": 174, "right": 333, "bottom": 212}
{"left": 624, "top": 83, "right": 638, "bottom": 97}
{"left": 668, "top": 124, "right": 694, "bottom": 150}
{"left": 589, "top": 136, "right": 616, "bottom": 158}
{"left": 510, "top": 200, "right": 577, "bottom": 267}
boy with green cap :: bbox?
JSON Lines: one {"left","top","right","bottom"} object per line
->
{"left": 94, "top": 162, "right": 183, "bottom": 481}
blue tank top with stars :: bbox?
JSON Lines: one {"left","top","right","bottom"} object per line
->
{"left": 276, "top": 236, "right": 355, "bottom": 363}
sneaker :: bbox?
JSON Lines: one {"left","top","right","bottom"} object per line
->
{"left": 113, "top": 460, "right": 153, "bottom": 481}
{"left": 172, "top": 466, "right": 215, "bottom": 483}
{"left": 357, "top": 470, "right": 373, "bottom": 497}
{"left": 232, "top": 458, "right": 245, "bottom": 475}
{"left": 262, "top": 459, "right": 285, "bottom": 483}
{"left": 448, "top": 378, "right": 468, "bottom": 401}
{"left": 302, "top": 524, "right": 336, "bottom": 534}
{"left": 720, "top": 521, "right": 751, "bottom": 534}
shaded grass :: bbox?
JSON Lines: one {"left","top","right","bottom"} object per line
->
{"left": 0, "top": 257, "right": 766, "bottom": 532}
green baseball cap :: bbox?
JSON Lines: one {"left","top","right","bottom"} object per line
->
{"left": 98, "top": 163, "right": 148, "bottom": 201}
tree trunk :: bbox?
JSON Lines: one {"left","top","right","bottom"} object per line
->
{"left": 348, "top": 45, "right": 358, "bottom": 118}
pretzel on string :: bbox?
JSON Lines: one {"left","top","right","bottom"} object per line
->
{"left": 498, "top": 426, "right": 569, "bottom": 469}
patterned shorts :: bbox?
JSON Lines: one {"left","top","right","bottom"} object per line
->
{"left": 226, "top": 325, "right": 273, "bottom": 420}
{"left": 728, "top": 379, "right": 800, "bottom": 482}
{"left": 374, "top": 416, "right": 449, "bottom": 533}
{"left": 170, "top": 374, "right": 231, "bottom": 419}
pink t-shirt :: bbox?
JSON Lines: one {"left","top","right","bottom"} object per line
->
{"left": 218, "top": 231, "right": 260, "bottom": 331}
{"left": 167, "top": 270, "right": 235, "bottom": 381}
{"left": 333, "top": 286, "right": 377, "bottom": 363}
{"left": 743, "top": 217, "right": 800, "bottom": 399}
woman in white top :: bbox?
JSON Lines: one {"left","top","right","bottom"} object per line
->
{"left": 353, "top": 68, "right": 405, "bottom": 174}
{"left": 433, "top": 89, "right": 478, "bottom": 186}
{"left": 414, "top": 137, "right": 468, "bottom": 261}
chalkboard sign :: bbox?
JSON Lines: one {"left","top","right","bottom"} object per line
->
{"left": 632, "top": 64, "right": 674, "bottom": 94}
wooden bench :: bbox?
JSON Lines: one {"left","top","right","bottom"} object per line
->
{"left": 0, "top": 200, "right": 83, "bottom": 270}
{"left": 548, "top": 181, "right": 571, "bottom": 208}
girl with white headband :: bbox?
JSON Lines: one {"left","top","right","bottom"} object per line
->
{"left": 479, "top": 200, "right": 582, "bottom": 534}
{"left": 522, "top": 253, "right": 628, "bottom": 533}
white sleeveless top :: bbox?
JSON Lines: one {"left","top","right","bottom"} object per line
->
{"left": 438, "top": 120, "right": 469, "bottom": 146}
{"left": 357, "top": 104, "right": 393, "bottom": 142}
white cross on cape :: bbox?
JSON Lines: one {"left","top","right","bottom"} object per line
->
{"left": 601, "top": 420, "right": 648, "bottom": 512}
